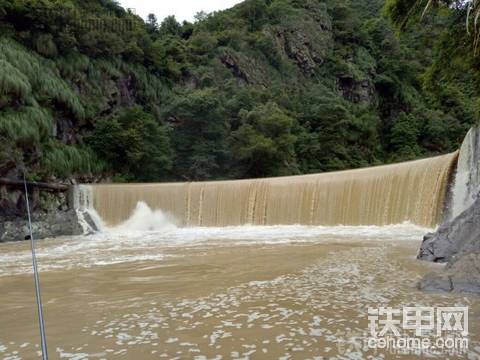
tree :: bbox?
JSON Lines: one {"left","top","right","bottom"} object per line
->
{"left": 149, "top": 36, "right": 189, "bottom": 79}
{"left": 0, "top": 0, "right": 476, "bottom": 184}
{"left": 230, "top": 102, "right": 298, "bottom": 177}
{"left": 159, "top": 15, "right": 182, "bottom": 37}
{"left": 165, "top": 89, "right": 230, "bottom": 180}
{"left": 389, "top": 112, "right": 422, "bottom": 161}
{"left": 194, "top": 11, "right": 209, "bottom": 23}
{"left": 384, "top": 0, "right": 479, "bottom": 51}
{"left": 384, "top": 0, "right": 480, "bottom": 138}
{"left": 147, "top": 13, "right": 159, "bottom": 34}
{"left": 239, "top": 0, "right": 269, "bottom": 31}
{"left": 87, "top": 107, "right": 173, "bottom": 181}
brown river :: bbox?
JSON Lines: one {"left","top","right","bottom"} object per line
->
{"left": 1, "top": 225, "right": 479, "bottom": 359}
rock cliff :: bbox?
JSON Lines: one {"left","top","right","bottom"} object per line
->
{"left": 418, "top": 127, "right": 480, "bottom": 294}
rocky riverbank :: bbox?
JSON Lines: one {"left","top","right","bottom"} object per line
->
{"left": 418, "top": 197, "right": 480, "bottom": 294}
{"left": 0, "top": 185, "right": 83, "bottom": 242}
{"left": 0, "top": 210, "right": 83, "bottom": 242}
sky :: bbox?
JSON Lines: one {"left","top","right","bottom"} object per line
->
{"left": 118, "top": 0, "right": 244, "bottom": 23}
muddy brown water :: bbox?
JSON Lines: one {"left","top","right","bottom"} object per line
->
{"left": 0, "top": 225, "right": 479, "bottom": 359}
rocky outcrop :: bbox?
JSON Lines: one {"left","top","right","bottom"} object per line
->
{"left": 274, "top": 26, "right": 330, "bottom": 76}
{"left": 419, "top": 254, "right": 480, "bottom": 295}
{"left": 220, "top": 53, "right": 252, "bottom": 84}
{"left": 0, "top": 185, "right": 83, "bottom": 242}
{"left": 220, "top": 50, "right": 269, "bottom": 87}
{"left": 449, "top": 127, "right": 480, "bottom": 219}
{"left": 338, "top": 76, "right": 377, "bottom": 105}
{"left": 419, "top": 196, "right": 480, "bottom": 263}
{"left": 417, "top": 197, "right": 480, "bottom": 294}
{"left": 0, "top": 210, "right": 83, "bottom": 242}
{"left": 279, "top": 30, "right": 324, "bottom": 74}
{"left": 417, "top": 127, "right": 480, "bottom": 295}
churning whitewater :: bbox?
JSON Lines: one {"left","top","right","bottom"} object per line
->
{"left": 77, "top": 153, "right": 457, "bottom": 229}
{"left": 0, "top": 222, "right": 431, "bottom": 277}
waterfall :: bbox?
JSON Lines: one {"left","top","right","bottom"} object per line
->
{"left": 450, "top": 127, "right": 480, "bottom": 219}
{"left": 73, "top": 185, "right": 105, "bottom": 233}
{"left": 76, "top": 153, "right": 458, "bottom": 229}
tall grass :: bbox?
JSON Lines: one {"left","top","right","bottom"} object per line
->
{"left": 56, "top": 54, "right": 91, "bottom": 80}
{"left": 0, "top": 38, "right": 164, "bottom": 179}
{"left": 122, "top": 63, "right": 168, "bottom": 107}
{"left": 0, "top": 39, "right": 85, "bottom": 119}
{"left": 0, "top": 106, "right": 53, "bottom": 144}
{"left": 0, "top": 59, "right": 32, "bottom": 100}
{"left": 41, "top": 141, "right": 106, "bottom": 177}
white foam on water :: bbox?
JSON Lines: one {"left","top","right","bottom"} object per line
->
{"left": 0, "top": 211, "right": 430, "bottom": 277}
{"left": 0, "top": 199, "right": 433, "bottom": 277}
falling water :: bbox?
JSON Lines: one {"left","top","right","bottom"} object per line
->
{"left": 73, "top": 185, "right": 105, "bottom": 232}
{"left": 450, "top": 127, "right": 480, "bottom": 219}
{"left": 77, "top": 153, "right": 458, "bottom": 229}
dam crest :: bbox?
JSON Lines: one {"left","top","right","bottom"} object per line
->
{"left": 76, "top": 153, "right": 458, "bottom": 229}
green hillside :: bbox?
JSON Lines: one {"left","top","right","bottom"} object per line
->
{"left": 0, "top": 0, "right": 477, "bottom": 182}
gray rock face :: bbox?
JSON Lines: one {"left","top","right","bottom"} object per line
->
{"left": 282, "top": 30, "right": 323, "bottom": 74}
{"left": 418, "top": 254, "right": 480, "bottom": 295}
{"left": 417, "top": 127, "right": 480, "bottom": 295}
{"left": 450, "top": 127, "right": 480, "bottom": 219}
{"left": 83, "top": 211, "right": 99, "bottom": 233}
{"left": 418, "top": 196, "right": 480, "bottom": 263}
{"left": 0, "top": 184, "right": 85, "bottom": 242}
{"left": 0, "top": 210, "right": 83, "bottom": 243}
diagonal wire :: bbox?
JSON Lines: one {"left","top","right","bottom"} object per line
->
{"left": 23, "top": 173, "right": 49, "bottom": 360}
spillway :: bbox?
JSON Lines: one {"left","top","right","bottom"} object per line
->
{"left": 77, "top": 153, "right": 458, "bottom": 228}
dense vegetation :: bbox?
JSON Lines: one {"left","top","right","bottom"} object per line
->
{"left": 0, "top": 0, "right": 477, "bottom": 182}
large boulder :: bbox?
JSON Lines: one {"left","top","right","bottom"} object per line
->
{"left": 418, "top": 196, "right": 480, "bottom": 263}
{"left": 419, "top": 254, "right": 480, "bottom": 295}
